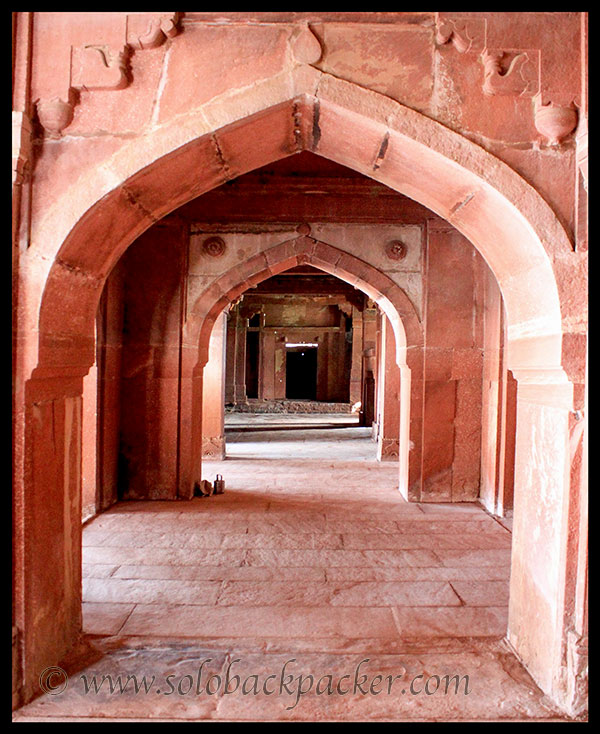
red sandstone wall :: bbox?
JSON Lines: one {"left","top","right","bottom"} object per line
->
{"left": 27, "top": 12, "right": 582, "bottom": 246}
{"left": 95, "top": 262, "right": 126, "bottom": 512}
{"left": 118, "top": 220, "right": 187, "bottom": 500}
{"left": 418, "top": 224, "right": 484, "bottom": 501}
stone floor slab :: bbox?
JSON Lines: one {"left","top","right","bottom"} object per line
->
{"left": 17, "top": 419, "right": 557, "bottom": 722}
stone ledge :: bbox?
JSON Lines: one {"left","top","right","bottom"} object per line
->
{"left": 226, "top": 399, "right": 354, "bottom": 414}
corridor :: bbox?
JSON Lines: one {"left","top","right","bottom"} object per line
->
{"left": 15, "top": 421, "right": 565, "bottom": 721}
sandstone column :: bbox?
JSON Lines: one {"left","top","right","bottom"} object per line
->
{"left": 377, "top": 315, "right": 400, "bottom": 461}
{"left": 201, "top": 311, "right": 226, "bottom": 459}
{"left": 349, "top": 306, "right": 363, "bottom": 405}
{"left": 233, "top": 309, "right": 247, "bottom": 404}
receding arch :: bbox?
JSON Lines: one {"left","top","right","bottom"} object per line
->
{"left": 180, "top": 233, "right": 423, "bottom": 500}
{"left": 188, "top": 234, "right": 422, "bottom": 367}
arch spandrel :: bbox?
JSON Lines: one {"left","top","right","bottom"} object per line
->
{"left": 32, "top": 71, "right": 570, "bottom": 383}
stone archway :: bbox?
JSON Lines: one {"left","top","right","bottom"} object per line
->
{"left": 181, "top": 233, "right": 423, "bottom": 501}
{"left": 14, "top": 72, "right": 578, "bottom": 708}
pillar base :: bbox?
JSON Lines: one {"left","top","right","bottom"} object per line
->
{"left": 201, "top": 435, "right": 226, "bottom": 460}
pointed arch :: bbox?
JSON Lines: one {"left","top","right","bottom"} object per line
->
{"left": 16, "top": 69, "right": 576, "bottom": 707}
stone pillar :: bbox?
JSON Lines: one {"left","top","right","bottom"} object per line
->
{"left": 349, "top": 306, "right": 363, "bottom": 405}
{"left": 418, "top": 225, "right": 483, "bottom": 502}
{"left": 96, "top": 264, "right": 125, "bottom": 513}
{"left": 377, "top": 315, "right": 400, "bottom": 461}
{"left": 178, "top": 340, "right": 204, "bottom": 500}
{"left": 81, "top": 361, "right": 98, "bottom": 520}
{"left": 316, "top": 333, "right": 329, "bottom": 402}
{"left": 360, "top": 307, "right": 378, "bottom": 427}
{"left": 224, "top": 311, "right": 236, "bottom": 404}
{"left": 507, "top": 372, "right": 576, "bottom": 710}
{"left": 259, "top": 330, "right": 276, "bottom": 400}
{"left": 117, "top": 221, "right": 186, "bottom": 500}
{"left": 233, "top": 310, "right": 247, "bottom": 403}
{"left": 274, "top": 335, "right": 286, "bottom": 399}
{"left": 19, "top": 376, "right": 84, "bottom": 704}
{"left": 373, "top": 311, "right": 383, "bottom": 440}
{"left": 201, "top": 312, "right": 226, "bottom": 459}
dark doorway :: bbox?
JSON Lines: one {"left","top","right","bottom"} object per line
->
{"left": 286, "top": 346, "right": 318, "bottom": 399}
{"left": 246, "top": 331, "right": 259, "bottom": 399}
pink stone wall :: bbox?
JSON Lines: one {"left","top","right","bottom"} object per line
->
{"left": 479, "top": 259, "right": 516, "bottom": 516}
{"left": 81, "top": 363, "right": 97, "bottom": 520}
{"left": 118, "top": 220, "right": 186, "bottom": 500}
{"left": 417, "top": 224, "right": 484, "bottom": 502}
{"left": 95, "top": 262, "right": 125, "bottom": 512}
{"left": 201, "top": 312, "right": 226, "bottom": 459}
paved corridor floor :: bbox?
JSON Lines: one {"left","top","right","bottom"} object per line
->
{"left": 14, "top": 421, "right": 568, "bottom": 721}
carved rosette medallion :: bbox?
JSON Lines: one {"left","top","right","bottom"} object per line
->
{"left": 385, "top": 240, "right": 407, "bottom": 261}
{"left": 203, "top": 236, "right": 226, "bottom": 258}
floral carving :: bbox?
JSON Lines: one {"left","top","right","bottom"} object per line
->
{"left": 203, "top": 236, "right": 227, "bottom": 258}
{"left": 379, "top": 438, "right": 400, "bottom": 459}
{"left": 385, "top": 240, "right": 408, "bottom": 261}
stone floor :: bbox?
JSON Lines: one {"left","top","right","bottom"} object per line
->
{"left": 14, "top": 418, "right": 569, "bottom": 721}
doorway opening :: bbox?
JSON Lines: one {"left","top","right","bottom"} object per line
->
{"left": 285, "top": 344, "right": 318, "bottom": 399}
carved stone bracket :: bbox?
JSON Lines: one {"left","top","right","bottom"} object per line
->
{"left": 127, "top": 12, "right": 181, "bottom": 50}
{"left": 291, "top": 23, "right": 322, "bottom": 66}
{"left": 435, "top": 16, "right": 485, "bottom": 54}
{"left": 71, "top": 44, "right": 130, "bottom": 92}
{"left": 35, "top": 96, "right": 75, "bottom": 140}
{"left": 35, "top": 12, "right": 181, "bottom": 138}
{"left": 481, "top": 48, "right": 539, "bottom": 97}
{"left": 436, "top": 13, "right": 586, "bottom": 144}
{"left": 534, "top": 94, "right": 579, "bottom": 146}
